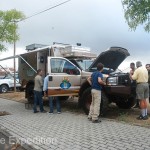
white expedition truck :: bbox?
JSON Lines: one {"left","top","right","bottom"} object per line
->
{"left": 0, "top": 43, "right": 139, "bottom": 115}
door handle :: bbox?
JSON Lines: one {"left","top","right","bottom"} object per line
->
{"left": 49, "top": 76, "right": 53, "bottom": 81}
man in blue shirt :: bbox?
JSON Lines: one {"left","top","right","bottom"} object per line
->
{"left": 87, "top": 63, "right": 106, "bottom": 123}
{"left": 43, "top": 74, "right": 61, "bottom": 114}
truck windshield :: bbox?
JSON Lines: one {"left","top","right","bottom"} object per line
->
{"left": 76, "top": 60, "right": 94, "bottom": 71}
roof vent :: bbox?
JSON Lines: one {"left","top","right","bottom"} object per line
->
{"left": 26, "top": 44, "right": 48, "bottom": 51}
{"left": 76, "top": 43, "right": 81, "bottom": 46}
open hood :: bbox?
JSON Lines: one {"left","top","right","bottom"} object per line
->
{"left": 88, "top": 47, "right": 130, "bottom": 71}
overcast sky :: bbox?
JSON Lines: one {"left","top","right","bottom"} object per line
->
{"left": 0, "top": 0, "right": 150, "bottom": 71}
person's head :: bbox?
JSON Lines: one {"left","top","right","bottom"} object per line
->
{"left": 37, "top": 69, "right": 42, "bottom": 76}
{"left": 146, "top": 64, "right": 150, "bottom": 71}
{"left": 97, "top": 63, "right": 104, "bottom": 72}
{"left": 136, "top": 61, "right": 142, "bottom": 68}
{"left": 130, "top": 62, "right": 135, "bottom": 70}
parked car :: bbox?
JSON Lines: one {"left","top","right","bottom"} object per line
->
{"left": 0, "top": 73, "right": 21, "bottom": 93}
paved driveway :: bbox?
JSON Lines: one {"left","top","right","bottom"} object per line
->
{"left": 0, "top": 98, "right": 150, "bottom": 150}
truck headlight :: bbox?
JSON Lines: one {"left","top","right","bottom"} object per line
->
{"left": 107, "top": 77, "right": 118, "bottom": 85}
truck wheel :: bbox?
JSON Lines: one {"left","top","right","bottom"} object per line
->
{"left": 26, "top": 83, "right": 34, "bottom": 104}
{"left": 0, "top": 85, "right": 9, "bottom": 93}
{"left": 82, "top": 87, "right": 92, "bottom": 115}
{"left": 82, "top": 87, "right": 109, "bottom": 115}
{"left": 116, "top": 96, "right": 136, "bottom": 109}
{"left": 100, "top": 91, "right": 109, "bottom": 116}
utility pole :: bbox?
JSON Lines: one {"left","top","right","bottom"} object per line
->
{"left": 13, "top": 21, "right": 16, "bottom": 92}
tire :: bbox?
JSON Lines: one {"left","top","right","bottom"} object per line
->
{"left": 116, "top": 95, "right": 136, "bottom": 109}
{"left": 26, "top": 83, "right": 34, "bottom": 104}
{"left": 0, "top": 85, "right": 9, "bottom": 93}
{"left": 82, "top": 87, "right": 92, "bottom": 115}
{"left": 81, "top": 87, "right": 109, "bottom": 115}
{"left": 100, "top": 91, "right": 109, "bottom": 116}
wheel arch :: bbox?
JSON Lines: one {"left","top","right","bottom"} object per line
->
{"left": 79, "top": 80, "right": 91, "bottom": 97}
{"left": 0, "top": 84, "right": 9, "bottom": 93}
{"left": 78, "top": 80, "right": 91, "bottom": 107}
{"left": 0, "top": 83, "right": 9, "bottom": 88}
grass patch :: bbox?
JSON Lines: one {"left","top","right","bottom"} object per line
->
{"left": 118, "top": 112, "right": 129, "bottom": 122}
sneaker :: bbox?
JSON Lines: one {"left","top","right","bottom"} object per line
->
{"left": 88, "top": 117, "right": 92, "bottom": 121}
{"left": 57, "top": 112, "right": 61, "bottom": 114}
{"left": 143, "top": 115, "right": 149, "bottom": 120}
{"left": 34, "top": 111, "right": 39, "bottom": 113}
{"left": 41, "top": 110, "right": 47, "bottom": 113}
{"left": 136, "top": 115, "right": 143, "bottom": 120}
{"left": 92, "top": 119, "right": 101, "bottom": 123}
{"left": 48, "top": 112, "right": 53, "bottom": 114}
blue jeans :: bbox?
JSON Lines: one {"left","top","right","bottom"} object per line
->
{"left": 49, "top": 97, "right": 61, "bottom": 113}
{"left": 33, "top": 90, "right": 44, "bottom": 112}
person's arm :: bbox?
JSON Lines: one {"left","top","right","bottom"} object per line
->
{"left": 130, "top": 70, "right": 133, "bottom": 76}
{"left": 43, "top": 76, "right": 48, "bottom": 97}
{"left": 39, "top": 76, "right": 43, "bottom": 88}
{"left": 98, "top": 77, "right": 106, "bottom": 85}
{"left": 87, "top": 76, "right": 92, "bottom": 85}
{"left": 43, "top": 77, "right": 47, "bottom": 91}
{"left": 129, "top": 70, "right": 133, "bottom": 80}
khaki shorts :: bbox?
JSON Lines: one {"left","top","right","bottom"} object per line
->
{"left": 136, "top": 83, "right": 149, "bottom": 99}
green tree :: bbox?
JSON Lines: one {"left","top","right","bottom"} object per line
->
{"left": 122, "top": 0, "right": 150, "bottom": 32}
{"left": 0, "top": 9, "right": 25, "bottom": 52}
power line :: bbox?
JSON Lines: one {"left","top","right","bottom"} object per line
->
{"left": 19, "top": 0, "right": 71, "bottom": 22}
